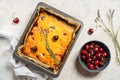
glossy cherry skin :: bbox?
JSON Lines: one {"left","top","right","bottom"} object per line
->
{"left": 103, "top": 52, "right": 108, "bottom": 57}
{"left": 13, "top": 17, "right": 19, "bottom": 24}
{"left": 87, "top": 58, "right": 92, "bottom": 63}
{"left": 81, "top": 50, "right": 87, "bottom": 55}
{"left": 85, "top": 44, "right": 90, "bottom": 51}
{"left": 88, "top": 64, "right": 94, "bottom": 70}
{"left": 81, "top": 55, "right": 86, "bottom": 61}
{"left": 88, "top": 28, "right": 94, "bottom": 35}
{"left": 94, "top": 47, "right": 99, "bottom": 53}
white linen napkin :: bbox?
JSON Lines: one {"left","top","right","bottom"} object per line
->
{"left": 0, "top": 30, "right": 51, "bottom": 80}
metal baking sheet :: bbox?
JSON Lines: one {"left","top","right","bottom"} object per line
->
{"left": 13, "top": 2, "right": 83, "bottom": 77}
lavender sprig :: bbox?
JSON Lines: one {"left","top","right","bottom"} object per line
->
{"left": 95, "top": 9, "right": 120, "bottom": 65}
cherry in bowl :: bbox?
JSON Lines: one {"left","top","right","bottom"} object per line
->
{"left": 78, "top": 41, "right": 110, "bottom": 73}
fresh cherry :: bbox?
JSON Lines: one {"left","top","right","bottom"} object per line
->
{"left": 94, "top": 47, "right": 99, "bottom": 53}
{"left": 94, "top": 60, "right": 99, "bottom": 65}
{"left": 86, "top": 53, "right": 91, "bottom": 59}
{"left": 96, "top": 53, "right": 102, "bottom": 59}
{"left": 81, "top": 50, "right": 87, "bottom": 55}
{"left": 81, "top": 55, "right": 86, "bottom": 61}
{"left": 87, "top": 58, "right": 92, "bottom": 63}
{"left": 94, "top": 65, "right": 99, "bottom": 69}
{"left": 13, "top": 17, "right": 19, "bottom": 24}
{"left": 88, "top": 28, "right": 94, "bottom": 35}
{"left": 100, "top": 48, "right": 104, "bottom": 52}
{"left": 103, "top": 52, "right": 108, "bottom": 57}
{"left": 85, "top": 44, "right": 90, "bottom": 51}
{"left": 88, "top": 64, "right": 94, "bottom": 70}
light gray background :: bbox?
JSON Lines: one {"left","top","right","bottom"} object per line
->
{"left": 0, "top": 0, "right": 120, "bottom": 80}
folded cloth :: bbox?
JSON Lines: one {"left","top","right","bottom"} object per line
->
{"left": 0, "top": 30, "right": 50, "bottom": 80}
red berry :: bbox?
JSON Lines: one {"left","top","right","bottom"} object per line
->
{"left": 85, "top": 44, "right": 90, "bottom": 51}
{"left": 86, "top": 53, "right": 91, "bottom": 59}
{"left": 94, "top": 60, "right": 99, "bottom": 65}
{"left": 94, "top": 65, "right": 99, "bottom": 69}
{"left": 103, "top": 52, "right": 108, "bottom": 57}
{"left": 88, "top": 28, "right": 94, "bottom": 35}
{"left": 96, "top": 53, "right": 102, "bottom": 59}
{"left": 81, "top": 55, "right": 86, "bottom": 61}
{"left": 100, "top": 48, "right": 104, "bottom": 52}
{"left": 94, "top": 47, "right": 99, "bottom": 53}
{"left": 87, "top": 58, "right": 92, "bottom": 63}
{"left": 81, "top": 50, "right": 87, "bottom": 55}
{"left": 13, "top": 17, "right": 19, "bottom": 24}
{"left": 88, "top": 64, "right": 94, "bottom": 70}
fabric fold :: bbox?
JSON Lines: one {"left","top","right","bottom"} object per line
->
{"left": 0, "top": 30, "right": 49, "bottom": 80}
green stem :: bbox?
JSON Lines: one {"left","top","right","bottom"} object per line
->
{"left": 45, "top": 38, "right": 60, "bottom": 65}
{"left": 113, "top": 40, "right": 120, "bottom": 64}
{"left": 100, "top": 20, "right": 113, "bottom": 36}
{"left": 116, "top": 27, "right": 120, "bottom": 37}
{"left": 114, "top": 37, "right": 120, "bottom": 52}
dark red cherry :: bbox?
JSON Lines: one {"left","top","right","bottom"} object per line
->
{"left": 81, "top": 55, "right": 86, "bottom": 61}
{"left": 81, "top": 50, "right": 87, "bottom": 55}
{"left": 87, "top": 58, "right": 92, "bottom": 63}
{"left": 13, "top": 17, "right": 19, "bottom": 24}
{"left": 94, "top": 47, "right": 99, "bottom": 53}
{"left": 96, "top": 53, "right": 102, "bottom": 59}
{"left": 100, "top": 48, "right": 104, "bottom": 52}
{"left": 103, "top": 52, "right": 108, "bottom": 57}
{"left": 88, "top": 28, "right": 94, "bottom": 35}
{"left": 88, "top": 64, "right": 94, "bottom": 70}
{"left": 53, "top": 35, "right": 59, "bottom": 41}
{"left": 94, "top": 60, "right": 99, "bottom": 65}
{"left": 85, "top": 44, "right": 90, "bottom": 51}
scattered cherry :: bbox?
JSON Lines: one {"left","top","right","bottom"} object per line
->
{"left": 88, "top": 28, "right": 94, "bottom": 35}
{"left": 13, "top": 17, "right": 19, "bottom": 24}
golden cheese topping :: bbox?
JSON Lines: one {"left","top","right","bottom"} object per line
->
{"left": 21, "top": 10, "right": 75, "bottom": 69}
